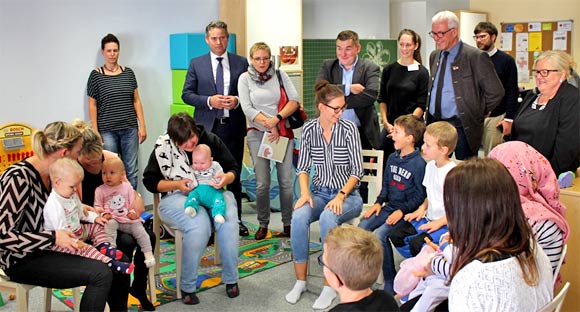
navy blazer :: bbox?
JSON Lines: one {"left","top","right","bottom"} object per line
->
{"left": 317, "top": 58, "right": 381, "bottom": 149}
{"left": 182, "top": 52, "right": 249, "bottom": 136}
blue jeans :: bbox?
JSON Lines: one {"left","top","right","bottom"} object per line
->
{"left": 359, "top": 208, "right": 403, "bottom": 295}
{"left": 290, "top": 187, "right": 362, "bottom": 263}
{"left": 101, "top": 128, "right": 139, "bottom": 189}
{"left": 247, "top": 130, "right": 294, "bottom": 227}
{"left": 158, "top": 191, "right": 239, "bottom": 293}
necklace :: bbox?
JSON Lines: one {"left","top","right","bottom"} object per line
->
{"left": 104, "top": 64, "right": 118, "bottom": 72}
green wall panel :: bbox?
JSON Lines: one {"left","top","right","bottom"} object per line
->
{"left": 302, "top": 39, "right": 398, "bottom": 119}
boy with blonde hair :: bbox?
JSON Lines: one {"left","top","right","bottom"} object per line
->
{"left": 405, "top": 121, "right": 457, "bottom": 234}
{"left": 323, "top": 226, "right": 399, "bottom": 311}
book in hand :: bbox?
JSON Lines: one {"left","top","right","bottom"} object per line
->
{"left": 257, "top": 132, "right": 289, "bottom": 163}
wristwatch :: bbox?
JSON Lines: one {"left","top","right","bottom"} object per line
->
{"left": 276, "top": 114, "right": 283, "bottom": 121}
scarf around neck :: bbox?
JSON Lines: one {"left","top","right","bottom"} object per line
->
{"left": 248, "top": 62, "right": 274, "bottom": 84}
{"left": 154, "top": 133, "right": 198, "bottom": 194}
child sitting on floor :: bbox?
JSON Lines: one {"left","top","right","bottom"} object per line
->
{"left": 183, "top": 144, "right": 226, "bottom": 224}
{"left": 43, "top": 157, "right": 134, "bottom": 274}
{"left": 323, "top": 225, "right": 399, "bottom": 311}
{"left": 94, "top": 157, "right": 155, "bottom": 268}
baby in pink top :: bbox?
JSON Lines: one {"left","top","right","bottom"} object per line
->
{"left": 95, "top": 157, "right": 155, "bottom": 268}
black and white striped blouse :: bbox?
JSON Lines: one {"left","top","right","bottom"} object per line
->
{"left": 296, "top": 118, "right": 364, "bottom": 190}
{"left": 0, "top": 161, "right": 55, "bottom": 270}
{"left": 86, "top": 67, "right": 139, "bottom": 132}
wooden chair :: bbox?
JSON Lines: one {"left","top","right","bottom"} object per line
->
{"left": 538, "top": 281, "right": 570, "bottom": 312}
{"left": 152, "top": 193, "right": 219, "bottom": 300}
{"left": 553, "top": 244, "right": 568, "bottom": 285}
{"left": 308, "top": 149, "right": 384, "bottom": 274}
{"left": 0, "top": 269, "right": 80, "bottom": 312}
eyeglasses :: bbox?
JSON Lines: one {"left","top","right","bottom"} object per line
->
{"left": 429, "top": 28, "right": 455, "bottom": 39}
{"left": 531, "top": 69, "right": 560, "bottom": 77}
{"left": 472, "top": 33, "right": 489, "bottom": 40}
{"left": 317, "top": 255, "right": 344, "bottom": 284}
{"left": 322, "top": 102, "right": 347, "bottom": 114}
{"left": 252, "top": 57, "right": 271, "bottom": 63}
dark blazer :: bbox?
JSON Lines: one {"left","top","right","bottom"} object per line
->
{"left": 512, "top": 81, "right": 580, "bottom": 175}
{"left": 182, "top": 52, "right": 249, "bottom": 137}
{"left": 428, "top": 42, "right": 504, "bottom": 154}
{"left": 317, "top": 58, "right": 381, "bottom": 149}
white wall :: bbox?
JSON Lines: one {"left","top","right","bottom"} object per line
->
{"left": 303, "top": 0, "right": 390, "bottom": 39}
{"left": 246, "top": 0, "right": 302, "bottom": 71}
{"left": 0, "top": 0, "right": 218, "bottom": 204}
{"left": 390, "top": 1, "right": 427, "bottom": 63}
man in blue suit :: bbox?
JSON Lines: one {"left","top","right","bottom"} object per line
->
{"left": 182, "top": 20, "right": 250, "bottom": 237}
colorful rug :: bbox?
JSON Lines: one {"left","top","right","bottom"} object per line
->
{"left": 52, "top": 222, "right": 321, "bottom": 310}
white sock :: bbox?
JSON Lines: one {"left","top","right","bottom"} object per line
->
{"left": 285, "top": 280, "right": 306, "bottom": 304}
{"left": 144, "top": 251, "right": 156, "bottom": 268}
{"left": 312, "top": 286, "right": 336, "bottom": 310}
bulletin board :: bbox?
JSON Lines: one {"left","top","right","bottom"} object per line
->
{"left": 500, "top": 20, "right": 573, "bottom": 83}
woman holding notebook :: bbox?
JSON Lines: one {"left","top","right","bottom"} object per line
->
{"left": 238, "top": 42, "right": 299, "bottom": 240}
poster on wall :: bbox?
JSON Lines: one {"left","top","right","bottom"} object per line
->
{"left": 279, "top": 46, "right": 298, "bottom": 65}
{"left": 553, "top": 31, "right": 568, "bottom": 50}
{"left": 501, "top": 33, "right": 513, "bottom": 51}
{"left": 528, "top": 32, "right": 542, "bottom": 51}
{"left": 516, "top": 33, "right": 529, "bottom": 52}
{"left": 516, "top": 51, "right": 530, "bottom": 83}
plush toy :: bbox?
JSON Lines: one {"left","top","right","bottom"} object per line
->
{"left": 394, "top": 238, "right": 437, "bottom": 296}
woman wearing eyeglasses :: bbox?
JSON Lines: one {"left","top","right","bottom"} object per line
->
{"left": 285, "top": 80, "right": 364, "bottom": 310}
{"left": 238, "top": 42, "right": 299, "bottom": 240}
{"left": 378, "top": 29, "right": 429, "bottom": 166}
{"left": 511, "top": 50, "right": 580, "bottom": 176}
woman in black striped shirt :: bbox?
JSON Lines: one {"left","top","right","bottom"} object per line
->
{"left": 285, "top": 81, "right": 364, "bottom": 310}
{"left": 87, "top": 33, "right": 147, "bottom": 190}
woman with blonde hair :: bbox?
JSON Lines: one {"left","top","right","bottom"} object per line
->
{"left": 512, "top": 50, "right": 579, "bottom": 176}
{"left": 0, "top": 121, "right": 112, "bottom": 311}
{"left": 73, "top": 119, "right": 156, "bottom": 310}
{"left": 238, "top": 42, "right": 299, "bottom": 240}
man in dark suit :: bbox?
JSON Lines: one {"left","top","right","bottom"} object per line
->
{"left": 182, "top": 20, "right": 250, "bottom": 236}
{"left": 316, "top": 30, "right": 381, "bottom": 150}
{"left": 427, "top": 11, "right": 504, "bottom": 160}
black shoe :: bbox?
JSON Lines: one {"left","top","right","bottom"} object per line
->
{"left": 181, "top": 290, "right": 200, "bottom": 305}
{"left": 254, "top": 227, "right": 268, "bottom": 240}
{"left": 282, "top": 225, "right": 291, "bottom": 237}
{"left": 226, "top": 283, "right": 240, "bottom": 298}
{"left": 239, "top": 222, "right": 249, "bottom": 237}
{"left": 129, "top": 287, "right": 156, "bottom": 311}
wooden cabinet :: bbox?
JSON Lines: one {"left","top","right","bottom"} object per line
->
{"left": 559, "top": 175, "right": 580, "bottom": 311}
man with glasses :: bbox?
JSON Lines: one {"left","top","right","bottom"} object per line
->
{"left": 182, "top": 20, "right": 250, "bottom": 237}
{"left": 427, "top": 11, "right": 504, "bottom": 160}
{"left": 474, "top": 22, "right": 519, "bottom": 155}
{"left": 317, "top": 30, "right": 381, "bottom": 151}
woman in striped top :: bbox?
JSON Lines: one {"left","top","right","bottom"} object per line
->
{"left": 490, "top": 141, "right": 569, "bottom": 277}
{"left": 87, "top": 33, "right": 147, "bottom": 190}
{"left": 0, "top": 122, "right": 112, "bottom": 311}
{"left": 285, "top": 80, "right": 364, "bottom": 310}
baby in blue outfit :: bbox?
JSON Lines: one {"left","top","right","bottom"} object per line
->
{"left": 184, "top": 144, "right": 226, "bottom": 223}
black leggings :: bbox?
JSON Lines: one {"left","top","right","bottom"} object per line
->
{"left": 108, "top": 226, "right": 156, "bottom": 312}
{"left": 6, "top": 251, "right": 112, "bottom": 311}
